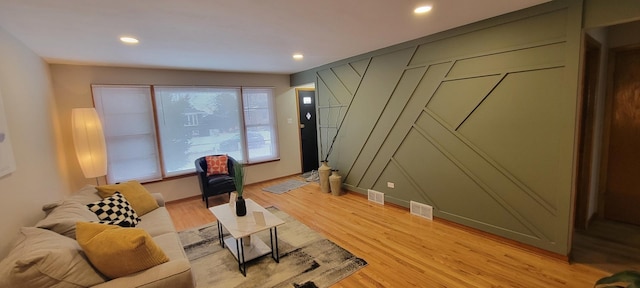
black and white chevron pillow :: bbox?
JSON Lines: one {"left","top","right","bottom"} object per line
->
{"left": 87, "top": 192, "right": 140, "bottom": 227}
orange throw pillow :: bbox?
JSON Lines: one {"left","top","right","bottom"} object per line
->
{"left": 205, "top": 155, "right": 228, "bottom": 176}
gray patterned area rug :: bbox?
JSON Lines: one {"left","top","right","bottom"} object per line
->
{"left": 262, "top": 180, "right": 309, "bottom": 194}
{"left": 178, "top": 207, "right": 367, "bottom": 288}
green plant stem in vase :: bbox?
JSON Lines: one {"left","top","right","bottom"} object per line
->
{"left": 233, "top": 159, "right": 247, "bottom": 216}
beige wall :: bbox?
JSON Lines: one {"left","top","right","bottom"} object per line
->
{"left": 49, "top": 64, "right": 301, "bottom": 201}
{"left": 0, "top": 27, "right": 68, "bottom": 257}
{"left": 0, "top": 37, "right": 302, "bottom": 257}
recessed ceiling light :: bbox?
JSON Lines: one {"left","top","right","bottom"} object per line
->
{"left": 414, "top": 5, "right": 432, "bottom": 14}
{"left": 120, "top": 36, "right": 139, "bottom": 44}
{"left": 293, "top": 53, "right": 304, "bottom": 60}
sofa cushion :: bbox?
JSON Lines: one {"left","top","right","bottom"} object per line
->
{"left": 66, "top": 185, "right": 103, "bottom": 204}
{"left": 89, "top": 259, "right": 193, "bottom": 288}
{"left": 0, "top": 227, "right": 106, "bottom": 287}
{"left": 87, "top": 192, "right": 140, "bottom": 227}
{"left": 208, "top": 174, "right": 235, "bottom": 188}
{"left": 35, "top": 200, "right": 100, "bottom": 239}
{"left": 152, "top": 233, "right": 188, "bottom": 264}
{"left": 137, "top": 207, "right": 177, "bottom": 237}
{"left": 76, "top": 222, "right": 169, "bottom": 279}
{"left": 96, "top": 181, "right": 159, "bottom": 216}
{"left": 205, "top": 155, "right": 229, "bottom": 176}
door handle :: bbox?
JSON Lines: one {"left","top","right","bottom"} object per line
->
{"left": 300, "top": 124, "right": 305, "bottom": 129}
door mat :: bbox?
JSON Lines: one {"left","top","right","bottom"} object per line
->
{"left": 262, "top": 180, "right": 309, "bottom": 194}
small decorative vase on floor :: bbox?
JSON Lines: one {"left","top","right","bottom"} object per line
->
{"left": 329, "top": 170, "right": 342, "bottom": 196}
{"left": 236, "top": 196, "right": 247, "bottom": 216}
{"left": 319, "top": 161, "right": 331, "bottom": 193}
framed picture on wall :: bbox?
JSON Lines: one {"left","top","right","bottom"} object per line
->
{"left": 0, "top": 88, "right": 16, "bottom": 177}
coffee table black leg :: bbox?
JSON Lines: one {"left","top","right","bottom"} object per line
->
{"left": 237, "top": 238, "right": 246, "bottom": 276}
{"left": 217, "top": 222, "right": 224, "bottom": 247}
{"left": 270, "top": 227, "right": 280, "bottom": 263}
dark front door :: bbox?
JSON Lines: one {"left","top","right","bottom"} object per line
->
{"left": 298, "top": 89, "right": 319, "bottom": 172}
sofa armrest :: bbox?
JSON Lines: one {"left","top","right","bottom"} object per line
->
{"left": 151, "top": 193, "right": 165, "bottom": 207}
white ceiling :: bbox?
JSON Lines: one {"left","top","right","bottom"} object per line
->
{"left": 0, "top": 0, "right": 550, "bottom": 74}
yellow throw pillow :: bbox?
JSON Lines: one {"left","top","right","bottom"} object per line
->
{"left": 96, "top": 181, "right": 159, "bottom": 216}
{"left": 76, "top": 222, "right": 169, "bottom": 279}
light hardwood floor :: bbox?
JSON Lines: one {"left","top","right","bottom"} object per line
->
{"left": 166, "top": 176, "right": 612, "bottom": 287}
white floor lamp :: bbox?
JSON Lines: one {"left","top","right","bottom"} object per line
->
{"left": 72, "top": 108, "right": 107, "bottom": 185}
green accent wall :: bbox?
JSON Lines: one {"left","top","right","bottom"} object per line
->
{"left": 584, "top": 0, "right": 640, "bottom": 28}
{"left": 291, "top": 0, "right": 583, "bottom": 255}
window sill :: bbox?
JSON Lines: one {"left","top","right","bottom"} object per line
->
{"left": 141, "top": 158, "right": 281, "bottom": 184}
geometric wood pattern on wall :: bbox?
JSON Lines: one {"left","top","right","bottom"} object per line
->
{"left": 311, "top": 6, "right": 578, "bottom": 254}
{"left": 426, "top": 75, "right": 502, "bottom": 130}
{"left": 388, "top": 127, "right": 538, "bottom": 238}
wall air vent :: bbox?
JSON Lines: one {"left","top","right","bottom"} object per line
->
{"left": 410, "top": 201, "right": 433, "bottom": 220}
{"left": 367, "top": 189, "right": 384, "bottom": 205}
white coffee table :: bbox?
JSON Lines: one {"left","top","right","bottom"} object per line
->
{"left": 209, "top": 199, "right": 285, "bottom": 276}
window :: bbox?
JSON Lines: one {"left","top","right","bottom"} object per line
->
{"left": 92, "top": 85, "right": 278, "bottom": 183}
{"left": 242, "top": 88, "right": 278, "bottom": 162}
{"left": 154, "top": 86, "right": 242, "bottom": 177}
{"left": 184, "top": 113, "right": 200, "bottom": 127}
{"left": 92, "top": 85, "right": 162, "bottom": 184}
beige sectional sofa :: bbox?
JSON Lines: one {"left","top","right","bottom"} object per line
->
{"left": 0, "top": 185, "right": 195, "bottom": 288}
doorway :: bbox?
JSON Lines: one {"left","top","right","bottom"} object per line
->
{"left": 574, "top": 35, "right": 601, "bottom": 229}
{"left": 602, "top": 47, "right": 640, "bottom": 226}
{"left": 570, "top": 16, "right": 640, "bottom": 276}
{"left": 297, "top": 88, "right": 319, "bottom": 173}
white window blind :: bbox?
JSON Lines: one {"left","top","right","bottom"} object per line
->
{"left": 154, "top": 86, "right": 243, "bottom": 176}
{"left": 242, "top": 87, "right": 278, "bottom": 162}
{"left": 92, "top": 85, "right": 162, "bottom": 184}
{"left": 90, "top": 85, "right": 278, "bottom": 182}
